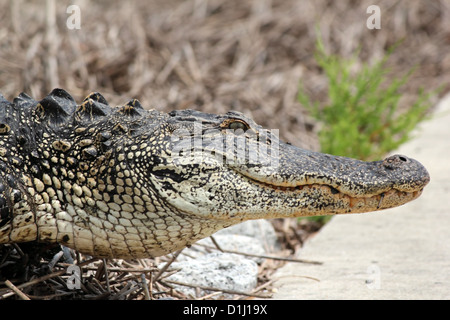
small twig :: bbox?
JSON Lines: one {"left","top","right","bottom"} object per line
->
{"left": 163, "top": 279, "right": 271, "bottom": 299}
{"left": 110, "top": 281, "right": 139, "bottom": 300}
{"left": 209, "top": 236, "right": 224, "bottom": 252}
{"left": 274, "top": 274, "right": 321, "bottom": 282}
{"left": 250, "top": 279, "right": 275, "bottom": 295}
{"left": 45, "top": 0, "right": 59, "bottom": 89}
{"left": 156, "top": 49, "right": 181, "bottom": 85}
{"left": 81, "top": 266, "right": 158, "bottom": 273}
{"left": 141, "top": 274, "right": 151, "bottom": 300}
{"left": 102, "top": 259, "right": 111, "bottom": 293}
{"left": 197, "top": 243, "right": 323, "bottom": 265}
{"left": 88, "top": 278, "right": 106, "bottom": 295}
{"left": 4, "top": 280, "right": 30, "bottom": 300}
{"left": 1, "top": 258, "right": 98, "bottom": 296}
{"left": 153, "top": 249, "right": 183, "bottom": 282}
{"left": 183, "top": 42, "right": 202, "bottom": 82}
{"left": 148, "top": 272, "right": 153, "bottom": 300}
{"left": 25, "top": 291, "right": 76, "bottom": 300}
{"left": 197, "top": 291, "right": 223, "bottom": 300}
{"left": 154, "top": 268, "right": 181, "bottom": 281}
{"left": 12, "top": 243, "right": 25, "bottom": 257}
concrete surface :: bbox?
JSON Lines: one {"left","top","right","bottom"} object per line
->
{"left": 272, "top": 93, "right": 450, "bottom": 299}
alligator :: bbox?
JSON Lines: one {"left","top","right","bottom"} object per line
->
{"left": 0, "top": 89, "right": 430, "bottom": 259}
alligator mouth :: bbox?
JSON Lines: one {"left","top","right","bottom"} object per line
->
{"left": 243, "top": 174, "right": 423, "bottom": 213}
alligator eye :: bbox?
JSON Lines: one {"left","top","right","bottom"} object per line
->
{"left": 227, "top": 120, "right": 249, "bottom": 131}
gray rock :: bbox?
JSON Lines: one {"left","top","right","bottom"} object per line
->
{"left": 216, "top": 220, "right": 280, "bottom": 252}
{"left": 159, "top": 220, "right": 279, "bottom": 298}
{"left": 160, "top": 252, "right": 258, "bottom": 298}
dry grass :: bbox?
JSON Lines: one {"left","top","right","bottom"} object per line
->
{"left": 3, "top": 0, "right": 448, "bottom": 149}
{"left": 0, "top": 239, "right": 320, "bottom": 300}
{"left": 0, "top": 0, "right": 449, "bottom": 299}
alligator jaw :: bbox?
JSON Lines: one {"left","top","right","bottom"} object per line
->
{"left": 240, "top": 175, "right": 425, "bottom": 215}
{"left": 227, "top": 143, "right": 430, "bottom": 219}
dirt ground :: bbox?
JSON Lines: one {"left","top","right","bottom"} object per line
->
{"left": 0, "top": 0, "right": 448, "bottom": 299}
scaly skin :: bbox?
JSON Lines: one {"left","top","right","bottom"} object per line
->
{"left": 0, "top": 89, "right": 430, "bottom": 258}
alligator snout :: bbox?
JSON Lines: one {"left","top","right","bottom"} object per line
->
{"left": 381, "top": 154, "right": 430, "bottom": 192}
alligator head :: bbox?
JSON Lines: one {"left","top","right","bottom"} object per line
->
{"left": 158, "top": 109, "right": 430, "bottom": 221}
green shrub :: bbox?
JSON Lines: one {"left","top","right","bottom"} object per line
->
{"left": 298, "top": 37, "right": 436, "bottom": 224}
{"left": 298, "top": 38, "right": 435, "bottom": 161}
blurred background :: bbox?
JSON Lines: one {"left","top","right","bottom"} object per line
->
{"left": 0, "top": 0, "right": 449, "bottom": 150}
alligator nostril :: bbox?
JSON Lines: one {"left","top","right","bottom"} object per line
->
{"left": 383, "top": 154, "right": 410, "bottom": 169}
